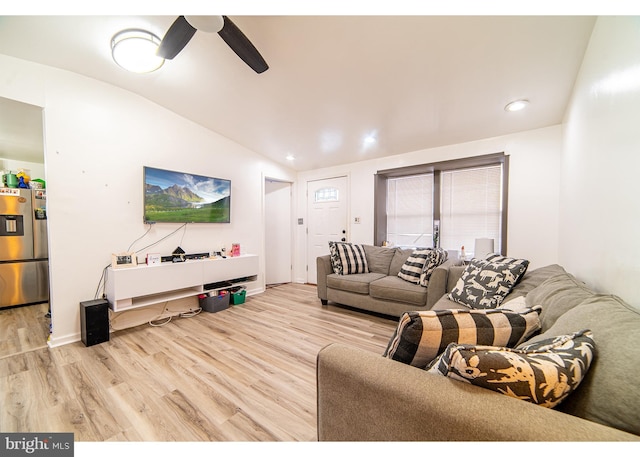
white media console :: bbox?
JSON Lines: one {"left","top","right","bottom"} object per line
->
{"left": 105, "top": 254, "right": 259, "bottom": 312}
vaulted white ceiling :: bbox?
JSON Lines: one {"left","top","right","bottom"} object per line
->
{"left": 0, "top": 15, "right": 597, "bottom": 170}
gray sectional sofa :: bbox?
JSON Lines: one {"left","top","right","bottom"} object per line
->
{"left": 317, "top": 263, "right": 640, "bottom": 441}
{"left": 316, "top": 244, "right": 457, "bottom": 317}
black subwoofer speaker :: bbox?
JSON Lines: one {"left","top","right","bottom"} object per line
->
{"left": 80, "top": 299, "right": 110, "bottom": 347}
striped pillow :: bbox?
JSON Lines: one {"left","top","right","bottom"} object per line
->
{"left": 419, "top": 248, "right": 448, "bottom": 286}
{"left": 329, "top": 241, "right": 369, "bottom": 275}
{"left": 398, "top": 248, "right": 432, "bottom": 284}
{"left": 383, "top": 306, "right": 542, "bottom": 368}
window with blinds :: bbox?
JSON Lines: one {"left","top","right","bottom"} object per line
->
{"left": 386, "top": 174, "right": 434, "bottom": 247}
{"left": 440, "top": 165, "right": 503, "bottom": 253}
{"left": 375, "top": 153, "right": 508, "bottom": 254}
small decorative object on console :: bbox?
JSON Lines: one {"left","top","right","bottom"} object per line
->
{"left": 146, "top": 253, "right": 161, "bottom": 266}
{"left": 172, "top": 246, "right": 186, "bottom": 262}
{"left": 231, "top": 243, "right": 241, "bottom": 257}
{"left": 111, "top": 252, "right": 137, "bottom": 269}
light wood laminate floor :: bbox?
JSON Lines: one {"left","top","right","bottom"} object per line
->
{"left": 0, "top": 302, "right": 50, "bottom": 359}
{"left": 0, "top": 284, "right": 397, "bottom": 441}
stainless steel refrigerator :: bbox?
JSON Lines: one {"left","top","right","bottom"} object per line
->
{"left": 0, "top": 188, "right": 49, "bottom": 308}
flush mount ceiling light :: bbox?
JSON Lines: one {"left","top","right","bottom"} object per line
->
{"left": 363, "top": 134, "right": 377, "bottom": 146}
{"left": 504, "top": 99, "right": 530, "bottom": 112}
{"left": 111, "top": 29, "right": 165, "bottom": 73}
{"left": 362, "top": 131, "right": 378, "bottom": 151}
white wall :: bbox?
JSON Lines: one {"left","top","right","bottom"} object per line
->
{"left": 0, "top": 54, "right": 296, "bottom": 346}
{"left": 295, "top": 125, "right": 563, "bottom": 283}
{"left": 561, "top": 16, "right": 640, "bottom": 308}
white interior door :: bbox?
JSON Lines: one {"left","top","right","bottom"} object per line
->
{"left": 307, "top": 176, "right": 348, "bottom": 284}
{"left": 265, "top": 179, "right": 292, "bottom": 285}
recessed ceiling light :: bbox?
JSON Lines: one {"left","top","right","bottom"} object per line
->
{"left": 111, "top": 29, "right": 165, "bottom": 73}
{"left": 362, "top": 132, "right": 378, "bottom": 150}
{"left": 504, "top": 99, "right": 530, "bottom": 112}
{"left": 286, "top": 154, "right": 295, "bottom": 161}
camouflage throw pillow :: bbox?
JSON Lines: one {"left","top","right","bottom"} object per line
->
{"left": 426, "top": 330, "right": 596, "bottom": 408}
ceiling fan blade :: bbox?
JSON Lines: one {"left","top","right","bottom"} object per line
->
{"left": 157, "top": 16, "right": 197, "bottom": 60}
{"left": 218, "top": 16, "right": 269, "bottom": 74}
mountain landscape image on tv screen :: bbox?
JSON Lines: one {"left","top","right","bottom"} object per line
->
{"left": 144, "top": 167, "right": 231, "bottom": 223}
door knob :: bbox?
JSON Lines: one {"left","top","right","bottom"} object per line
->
{"left": 341, "top": 238, "right": 346, "bottom": 242}
{"left": 342, "top": 229, "right": 346, "bottom": 234}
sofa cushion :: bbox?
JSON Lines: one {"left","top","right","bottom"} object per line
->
{"left": 363, "top": 245, "right": 396, "bottom": 275}
{"left": 498, "top": 295, "right": 529, "bottom": 312}
{"left": 329, "top": 242, "right": 369, "bottom": 275}
{"left": 448, "top": 254, "right": 529, "bottom": 309}
{"left": 427, "top": 330, "right": 596, "bottom": 409}
{"left": 398, "top": 248, "right": 432, "bottom": 284}
{"left": 433, "top": 265, "right": 568, "bottom": 313}
{"left": 501, "top": 264, "right": 567, "bottom": 305}
{"left": 369, "top": 276, "right": 427, "bottom": 306}
{"left": 524, "top": 272, "right": 596, "bottom": 332}
{"left": 326, "top": 272, "right": 386, "bottom": 295}
{"left": 419, "top": 248, "right": 449, "bottom": 287}
{"left": 431, "top": 295, "right": 470, "bottom": 311}
{"left": 383, "top": 306, "right": 542, "bottom": 368}
{"left": 435, "top": 265, "right": 567, "bottom": 312}
{"left": 525, "top": 294, "right": 640, "bottom": 436}
{"left": 389, "top": 248, "right": 414, "bottom": 277}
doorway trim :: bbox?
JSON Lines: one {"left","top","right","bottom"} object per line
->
{"left": 263, "top": 175, "right": 294, "bottom": 287}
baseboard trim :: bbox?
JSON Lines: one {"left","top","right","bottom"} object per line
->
{"left": 48, "top": 332, "right": 81, "bottom": 348}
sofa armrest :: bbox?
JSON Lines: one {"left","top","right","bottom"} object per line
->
{"left": 447, "top": 265, "right": 465, "bottom": 292}
{"left": 316, "top": 255, "right": 333, "bottom": 301}
{"left": 425, "top": 259, "right": 454, "bottom": 308}
{"left": 317, "top": 343, "right": 638, "bottom": 441}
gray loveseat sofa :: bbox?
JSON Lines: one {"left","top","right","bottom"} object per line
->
{"left": 317, "top": 263, "right": 640, "bottom": 441}
{"left": 316, "top": 244, "right": 456, "bottom": 317}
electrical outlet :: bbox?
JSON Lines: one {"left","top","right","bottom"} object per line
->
{"left": 354, "top": 216, "right": 361, "bottom": 224}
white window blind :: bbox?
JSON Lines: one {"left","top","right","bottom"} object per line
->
{"left": 440, "top": 165, "right": 502, "bottom": 254}
{"left": 386, "top": 174, "right": 433, "bottom": 247}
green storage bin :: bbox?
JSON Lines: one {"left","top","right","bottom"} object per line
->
{"left": 231, "top": 288, "right": 246, "bottom": 305}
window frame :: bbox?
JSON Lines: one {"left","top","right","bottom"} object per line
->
{"left": 313, "top": 186, "right": 340, "bottom": 203}
{"left": 374, "top": 152, "right": 509, "bottom": 254}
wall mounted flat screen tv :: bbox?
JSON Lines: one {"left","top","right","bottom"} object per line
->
{"left": 143, "top": 166, "right": 231, "bottom": 223}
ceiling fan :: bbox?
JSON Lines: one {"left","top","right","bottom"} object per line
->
{"left": 157, "top": 16, "right": 269, "bottom": 74}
